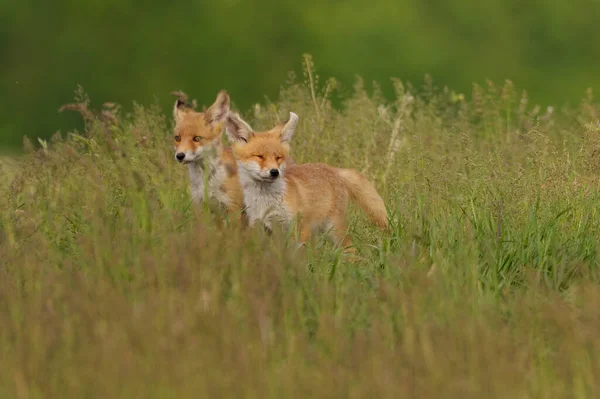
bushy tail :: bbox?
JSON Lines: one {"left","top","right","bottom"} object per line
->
{"left": 337, "top": 168, "right": 388, "bottom": 230}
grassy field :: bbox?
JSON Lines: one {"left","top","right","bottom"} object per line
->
{"left": 2, "top": 59, "right": 600, "bottom": 398}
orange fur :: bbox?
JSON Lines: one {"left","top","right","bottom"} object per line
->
{"left": 172, "top": 91, "right": 244, "bottom": 224}
{"left": 227, "top": 112, "right": 388, "bottom": 255}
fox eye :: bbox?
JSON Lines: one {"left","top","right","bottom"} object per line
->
{"left": 193, "top": 136, "right": 203, "bottom": 142}
{"left": 174, "top": 135, "right": 181, "bottom": 142}
{"left": 276, "top": 156, "right": 282, "bottom": 162}
{"left": 253, "top": 154, "right": 264, "bottom": 160}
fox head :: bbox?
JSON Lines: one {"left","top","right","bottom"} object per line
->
{"left": 172, "top": 90, "right": 230, "bottom": 163}
{"left": 226, "top": 112, "right": 298, "bottom": 183}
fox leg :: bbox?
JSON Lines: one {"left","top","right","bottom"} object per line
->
{"left": 294, "top": 222, "right": 312, "bottom": 250}
{"left": 329, "top": 217, "right": 358, "bottom": 261}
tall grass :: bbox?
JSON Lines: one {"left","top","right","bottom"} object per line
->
{"left": 1, "top": 59, "right": 600, "bottom": 398}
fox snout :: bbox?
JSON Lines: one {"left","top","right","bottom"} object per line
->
{"left": 174, "top": 148, "right": 201, "bottom": 163}
{"left": 174, "top": 150, "right": 196, "bottom": 163}
{"left": 269, "top": 169, "right": 279, "bottom": 178}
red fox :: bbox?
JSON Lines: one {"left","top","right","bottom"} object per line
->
{"left": 172, "top": 90, "right": 244, "bottom": 222}
{"left": 225, "top": 111, "right": 388, "bottom": 255}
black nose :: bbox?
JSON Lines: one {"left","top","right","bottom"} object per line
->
{"left": 270, "top": 169, "right": 279, "bottom": 178}
{"left": 176, "top": 153, "right": 185, "bottom": 161}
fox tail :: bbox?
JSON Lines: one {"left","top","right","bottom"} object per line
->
{"left": 336, "top": 168, "right": 388, "bottom": 230}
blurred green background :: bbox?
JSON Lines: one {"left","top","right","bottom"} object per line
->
{"left": 1, "top": 0, "right": 599, "bottom": 151}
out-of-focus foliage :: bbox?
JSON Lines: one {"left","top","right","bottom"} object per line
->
{"left": 1, "top": 0, "right": 600, "bottom": 149}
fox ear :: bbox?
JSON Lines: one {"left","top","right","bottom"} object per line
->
{"left": 173, "top": 99, "right": 192, "bottom": 123}
{"left": 205, "top": 90, "right": 230, "bottom": 124}
{"left": 225, "top": 112, "right": 254, "bottom": 143}
{"left": 280, "top": 112, "right": 298, "bottom": 143}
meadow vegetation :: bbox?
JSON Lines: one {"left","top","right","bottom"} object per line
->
{"left": 1, "top": 58, "right": 600, "bottom": 397}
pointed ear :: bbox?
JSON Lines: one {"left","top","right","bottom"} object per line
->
{"left": 280, "top": 112, "right": 299, "bottom": 143}
{"left": 205, "top": 90, "right": 230, "bottom": 124}
{"left": 225, "top": 112, "right": 254, "bottom": 143}
{"left": 173, "top": 99, "right": 192, "bottom": 123}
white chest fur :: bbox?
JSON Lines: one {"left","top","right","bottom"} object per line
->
{"left": 238, "top": 170, "right": 291, "bottom": 228}
{"left": 187, "top": 156, "right": 229, "bottom": 206}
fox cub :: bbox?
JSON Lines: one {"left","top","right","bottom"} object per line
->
{"left": 172, "top": 90, "right": 244, "bottom": 222}
{"left": 225, "top": 111, "right": 388, "bottom": 254}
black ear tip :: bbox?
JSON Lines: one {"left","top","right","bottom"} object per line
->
{"left": 176, "top": 99, "right": 194, "bottom": 111}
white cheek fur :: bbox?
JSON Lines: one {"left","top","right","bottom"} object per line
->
{"left": 241, "top": 160, "right": 263, "bottom": 178}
